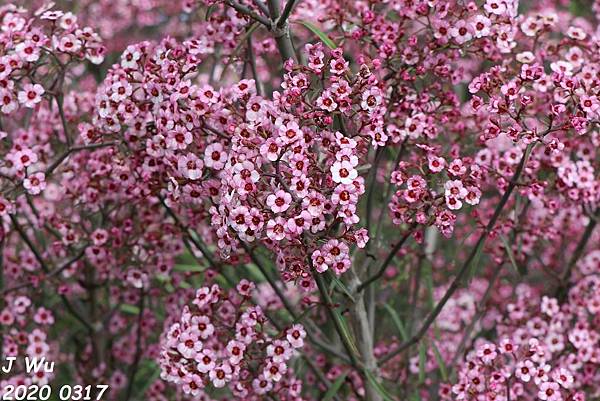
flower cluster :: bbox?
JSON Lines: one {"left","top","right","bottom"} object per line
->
{"left": 1, "top": 0, "right": 599, "bottom": 400}
{"left": 92, "top": 37, "right": 386, "bottom": 285}
{"left": 451, "top": 338, "right": 577, "bottom": 401}
{"left": 447, "top": 260, "right": 600, "bottom": 401}
{"left": 159, "top": 282, "right": 305, "bottom": 398}
{"left": 0, "top": 4, "right": 104, "bottom": 115}
{"left": 0, "top": 295, "right": 55, "bottom": 389}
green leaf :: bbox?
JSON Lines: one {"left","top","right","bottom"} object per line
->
{"left": 465, "top": 239, "right": 485, "bottom": 284}
{"left": 423, "top": 263, "right": 434, "bottom": 309}
{"left": 293, "top": 304, "right": 317, "bottom": 324}
{"left": 120, "top": 304, "right": 140, "bottom": 315}
{"left": 365, "top": 370, "right": 396, "bottom": 401}
{"left": 333, "top": 308, "right": 360, "bottom": 357}
{"left": 328, "top": 272, "right": 355, "bottom": 303}
{"left": 383, "top": 303, "right": 408, "bottom": 342}
{"left": 296, "top": 21, "right": 337, "bottom": 49}
{"left": 245, "top": 263, "right": 265, "bottom": 283}
{"left": 174, "top": 264, "right": 206, "bottom": 272}
{"left": 418, "top": 341, "right": 427, "bottom": 384}
{"left": 431, "top": 341, "right": 448, "bottom": 381}
{"left": 322, "top": 371, "right": 348, "bottom": 401}
{"left": 136, "top": 361, "right": 161, "bottom": 392}
{"left": 205, "top": 4, "right": 217, "bottom": 20}
{"left": 499, "top": 233, "right": 526, "bottom": 276}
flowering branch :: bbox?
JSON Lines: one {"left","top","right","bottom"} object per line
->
{"left": 380, "top": 142, "right": 535, "bottom": 364}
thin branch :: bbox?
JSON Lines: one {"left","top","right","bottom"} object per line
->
{"left": 240, "top": 242, "right": 351, "bottom": 363}
{"left": 226, "top": 0, "right": 270, "bottom": 26}
{"left": 45, "top": 142, "right": 116, "bottom": 177}
{"left": 55, "top": 94, "right": 72, "bottom": 147}
{"left": 2, "top": 246, "right": 87, "bottom": 295}
{"left": 240, "top": 242, "right": 298, "bottom": 319}
{"left": 70, "top": 142, "right": 117, "bottom": 152}
{"left": 266, "top": 0, "right": 298, "bottom": 62}
{"left": 558, "top": 208, "right": 598, "bottom": 287}
{"left": 10, "top": 213, "right": 95, "bottom": 334}
{"left": 277, "top": 0, "right": 299, "bottom": 28}
{"left": 448, "top": 263, "right": 503, "bottom": 372}
{"left": 9, "top": 214, "right": 49, "bottom": 273}
{"left": 379, "top": 142, "right": 534, "bottom": 364}
{"left": 246, "top": 38, "right": 264, "bottom": 96}
{"left": 252, "top": 0, "right": 270, "bottom": 17}
{"left": 160, "top": 197, "right": 218, "bottom": 268}
{"left": 357, "top": 225, "right": 415, "bottom": 292}
{"left": 266, "top": 0, "right": 280, "bottom": 18}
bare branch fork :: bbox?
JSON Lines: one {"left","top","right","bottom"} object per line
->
{"left": 225, "top": 0, "right": 299, "bottom": 63}
{"left": 9, "top": 214, "right": 96, "bottom": 336}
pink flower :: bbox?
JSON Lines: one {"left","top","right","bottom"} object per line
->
{"left": 361, "top": 87, "right": 383, "bottom": 112}
{"left": 18, "top": 83, "right": 44, "bottom": 108}
{"left": 15, "top": 40, "right": 41, "bottom": 62}
{"left": 166, "top": 126, "right": 192, "bottom": 150}
{"left": 196, "top": 349, "right": 216, "bottom": 373}
{"left": 263, "top": 360, "right": 286, "bottom": 382}
{"left": 286, "top": 324, "right": 306, "bottom": 348}
{"left": 191, "top": 315, "right": 214, "bottom": 339}
{"left": 266, "top": 217, "right": 286, "bottom": 241}
{"left": 0, "top": 89, "right": 18, "bottom": 114}
{"left": 23, "top": 172, "right": 46, "bottom": 195}
{"left": 33, "top": 308, "right": 54, "bottom": 325}
{"left": 209, "top": 363, "right": 233, "bottom": 388}
{"left": 464, "top": 186, "right": 481, "bottom": 206}
{"left": 260, "top": 139, "right": 281, "bottom": 162}
{"left": 445, "top": 195, "right": 463, "bottom": 210}
{"left": 515, "top": 359, "right": 535, "bottom": 383}
{"left": 226, "top": 340, "right": 246, "bottom": 365}
{"left": 331, "top": 161, "right": 358, "bottom": 184}
{"left": 428, "top": 155, "right": 446, "bottom": 173}
{"left": 448, "top": 159, "right": 467, "bottom": 176}
{"left": 316, "top": 90, "right": 338, "bottom": 112}
{"left": 177, "top": 154, "right": 204, "bottom": 180}
{"left": 204, "top": 143, "right": 228, "bottom": 170}
{"left": 476, "top": 343, "right": 497, "bottom": 364}
{"left": 266, "top": 190, "right": 292, "bottom": 213}
{"left": 176, "top": 330, "right": 203, "bottom": 359}
{"left": 471, "top": 15, "right": 491, "bottom": 38}
{"left": 267, "top": 340, "right": 292, "bottom": 363}
{"left": 278, "top": 121, "right": 302, "bottom": 145}
{"left": 534, "top": 363, "right": 551, "bottom": 386}
{"left": 311, "top": 250, "right": 329, "bottom": 273}
{"left": 538, "top": 382, "right": 562, "bottom": 401}
{"left": 449, "top": 20, "right": 473, "bottom": 44}
{"left": 484, "top": 0, "right": 507, "bottom": 15}
{"left": 552, "top": 368, "right": 574, "bottom": 389}
{"left": 14, "top": 148, "right": 38, "bottom": 170}
{"left": 286, "top": 210, "right": 311, "bottom": 236}
{"left": 499, "top": 338, "right": 517, "bottom": 354}
{"left": 55, "top": 34, "right": 82, "bottom": 53}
